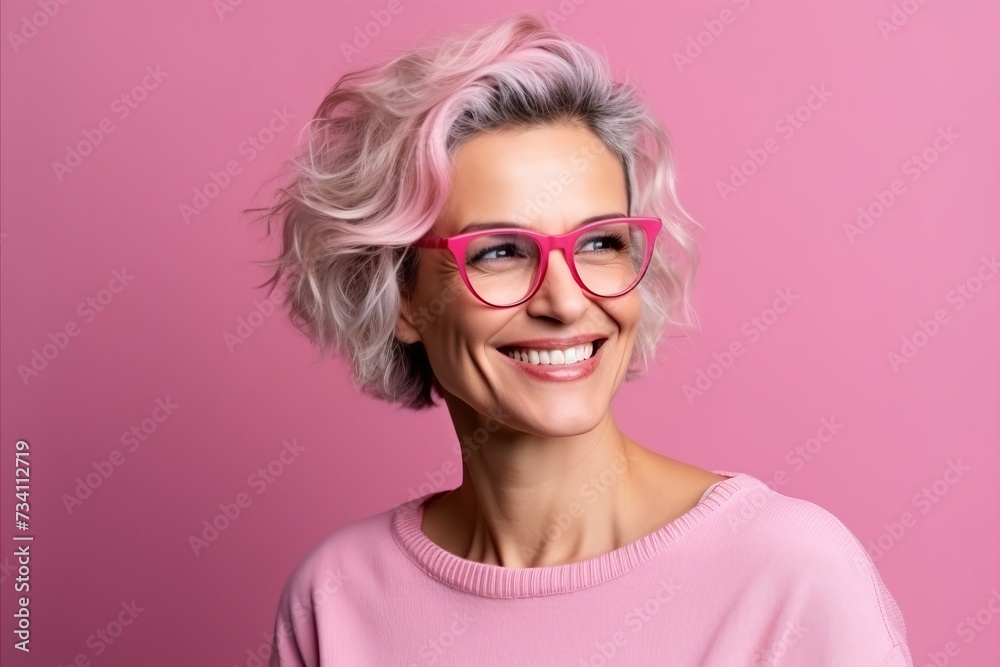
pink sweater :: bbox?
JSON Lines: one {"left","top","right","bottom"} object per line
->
{"left": 268, "top": 470, "right": 913, "bottom": 666}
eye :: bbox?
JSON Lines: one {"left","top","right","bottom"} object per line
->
{"left": 466, "top": 234, "right": 536, "bottom": 266}
{"left": 469, "top": 242, "right": 527, "bottom": 263}
{"left": 578, "top": 232, "right": 628, "bottom": 253}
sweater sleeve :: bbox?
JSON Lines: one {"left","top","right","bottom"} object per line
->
{"left": 268, "top": 559, "right": 322, "bottom": 667}
{"left": 772, "top": 499, "right": 914, "bottom": 666}
{"left": 879, "top": 642, "right": 913, "bottom": 666}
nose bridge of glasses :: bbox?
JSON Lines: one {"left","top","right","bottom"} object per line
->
{"left": 535, "top": 240, "right": 582, "bottom": 293}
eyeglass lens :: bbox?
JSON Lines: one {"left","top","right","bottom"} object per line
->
{"left": 463, "top": 220, "right": 649, "bottom": 307}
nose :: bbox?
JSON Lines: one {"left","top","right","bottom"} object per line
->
{"left": 523, "top": 248, "right": 591, "bottom": 320}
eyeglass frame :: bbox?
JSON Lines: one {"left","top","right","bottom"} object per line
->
{"left": 412, "top": 216, "right": 662, "bottom": 308}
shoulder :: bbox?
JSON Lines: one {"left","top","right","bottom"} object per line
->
{"left": 719, "top": 474, "right": 868, "bottom": 562}
{"left": 273, "top": 498, "right": 407, "bottom": 618}
{"left": 280, "top": 500, "right": 401, "bottom": 592}
{"left": 268, "top": 499, "right": 411, "bottom": 664}
{"left": 719, "top": 473, "right": 885, "bottom": 585}
{"left": 713, "top": 473, "right": 911, "bottom": 660}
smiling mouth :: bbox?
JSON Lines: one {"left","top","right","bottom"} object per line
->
{"left": 497, "top": 338, "right": 607, "bottom": 365}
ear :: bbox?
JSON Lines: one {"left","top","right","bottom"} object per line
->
{"left": 395, "top": 293, "right": 423, "bottom": 345}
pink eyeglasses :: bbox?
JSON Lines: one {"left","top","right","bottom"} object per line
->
{"left": 413, "top": 217, "right": 661, "bottom": 308}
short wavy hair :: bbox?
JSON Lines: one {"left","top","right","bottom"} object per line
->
{"left": 246, "top": 11, "right": 702, "bottom": 410}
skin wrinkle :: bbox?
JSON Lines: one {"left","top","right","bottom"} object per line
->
{"left": 396, "top": 122, "right": 725, "bottom": 569}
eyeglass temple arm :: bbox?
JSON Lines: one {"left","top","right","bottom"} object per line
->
{"left": 414, "top": 236, "right": 447, "bottom": 249}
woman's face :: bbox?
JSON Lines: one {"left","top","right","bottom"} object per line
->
{"left": 397, "top": 122, "right": 641, "bottom": 436}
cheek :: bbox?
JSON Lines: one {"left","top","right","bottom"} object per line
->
{"left": 413, "top": 274, "right": 467, "bottom": 330}
{"left": 423, "top": 305, "right": 513, "bottom": 376}
{"left": 600, "top": 291, "right": 643, "bottom": 331}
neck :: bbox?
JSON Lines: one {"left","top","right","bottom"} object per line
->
{"left": 426, "top": 399, "right": 661, "bottom": 568}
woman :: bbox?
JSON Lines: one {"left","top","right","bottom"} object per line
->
{"left": 253, "top": 12, "right": 913, "bottom": 666}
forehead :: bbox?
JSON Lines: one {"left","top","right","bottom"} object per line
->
{"left": 437, "top": 123, "right": 628, "bottom": 236}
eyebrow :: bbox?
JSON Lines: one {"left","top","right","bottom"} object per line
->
{"left": 458, "top": 212, "right": 627, "bottom": 234}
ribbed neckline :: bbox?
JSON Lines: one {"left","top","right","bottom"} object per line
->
{"left": 390, "top": 469, "right": 755, "bottom": 598}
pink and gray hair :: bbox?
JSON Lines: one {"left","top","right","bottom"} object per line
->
{"left": 248, "top": 12, "right": 702, "bottom": 410}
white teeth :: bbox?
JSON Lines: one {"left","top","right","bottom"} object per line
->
{"left": 504, "top": 342, "right": 597, "bottom": 365}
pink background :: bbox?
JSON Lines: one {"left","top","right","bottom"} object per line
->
{"left": 2, "top": 0, "right": 997, "bottom": 665}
